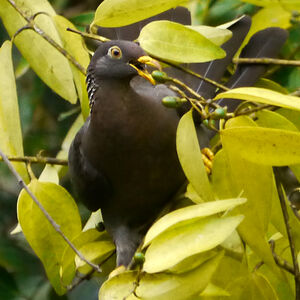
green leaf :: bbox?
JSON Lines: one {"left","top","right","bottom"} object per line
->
{"left": 138, "top": 21, "right": 226, "bottom": 63}
{"left": 0, "top": 0, "right": 77, "bottom": 103}
{"left": 177, "top": 110, "right": 214, "bottom": 202}
{"left": 137, "top": 252, "right": 223, "bottom": 299}
{"left": 53, "top": 15, "right": 90, "bottom": 119}
{"left": 143, "top": 198, "right": 246, "bottom": 248}
{"left": 143, "top": 215, "right": 243, "bottom": 273}
{"left": 0, "top": 41, "right": 29, "bottom": 183}
{"left": 221, "top": 126, "right": 300, "bottom": 166}
{"left": 92, "top": 0, "right": 188, "bottom": 27}
{"left": 187, "top": 25, "right": 232, "bottom": 46}
{"left": 17, "top": 180, "right": 82, "bottom": 295}
{"left": 215, "top": 87, "right": 300, "bottom": 111}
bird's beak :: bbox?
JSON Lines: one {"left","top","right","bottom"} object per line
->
{"left": 129, "top": 56, "right": 161, "bottom": 85}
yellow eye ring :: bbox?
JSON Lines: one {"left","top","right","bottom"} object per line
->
{"left": 108, "top": 46, "right": 122, "bottom": 59}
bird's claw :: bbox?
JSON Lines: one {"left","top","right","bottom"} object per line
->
{"left": 201, "top": 148, "right": 214, "bottom": 175}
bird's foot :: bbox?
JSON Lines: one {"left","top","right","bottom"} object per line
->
{"left": 108, "top": 265, "right": 126, "bottom": 279}
{"left": 201, "top": 148, "right": 214, "bottom": 175}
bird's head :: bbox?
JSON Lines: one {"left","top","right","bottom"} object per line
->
{"left": 87, "top": 40, "right": 160, "bottom": 82}
{"left": 86, "top": 40, "right": 160, "bottom": 105}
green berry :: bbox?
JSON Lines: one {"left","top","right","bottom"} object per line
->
{"left": 134, "top": 252, "right": 145, "bottom": 265}
{"left": 151, "top": 71, "right": 169, "bottom": 83}
{"left": 162, "top": 96, "right": 182, "bottom": 108}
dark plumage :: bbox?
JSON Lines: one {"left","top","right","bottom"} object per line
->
{"left": 69, "top": 10, "right": 288, "bottom": 267}
{"left": 69, "top": 40, "right": 185, "bottom": 266}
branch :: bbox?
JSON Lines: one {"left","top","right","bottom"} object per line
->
{"left": 0, "top": 148, "right": 101, "bottom": 273}
{"left": 269, "top": 239, "right": 295, "bottom": 275}
{"left": 0, "top": 155, "right": 68, "bottom": 166}
{"left": 273, "top": 167, "right": 300, "bottom": 298}
{"left": 7, "top": 0, "right": 86, "bottom": 75}
{"left": 234, "top": 57, "right": 300, "bottom": 67}
{"left": 66, "top": 27, "right": 109, "bottom": 43}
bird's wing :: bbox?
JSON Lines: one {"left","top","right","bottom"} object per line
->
{"left": 165, "top": 16, "right": 252, "bottom": 98}
{"left": 217, "top": 27, "right": 288, "bottom": 111}
{"left": 68, "top": 119, "right": 112, "bottom": 211}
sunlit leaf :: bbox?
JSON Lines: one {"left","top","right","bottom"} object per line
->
{"left": 255, "top": 78, "right": 288, "bottom": 94}
{"left": 143, "top": 215, "right": 243, "bottom": 273}
{"left": 138, "top": 21, "right": 226, "bottom": 63}
{"left": 92, "top": 0, "right": 188, "bottom": 27}
{"left": 277, "top": 108, "right": 300, "bottom": 131}
{"left": 227, "top": 272, "right": 279, "bottom": 299}
{"left": 98, "top": 271, "right": 139, "bottom": 300}
{"left": 17, "top": 180, "right": 82, "bottom": 295}
{"left": 39, "top": 165, "right": 59, "bottom": 184}
{"left": 83, "top": 209, "right": 103, "bottom": 231}
{"left": 221, "top": 126, "right": 300, "bottom": 166}
{"left": 53, "top": 15, "right": 90, "bottom": 119}
{"left": 187, "top": 25, "right": 232, "bottom": 46}
{"left": 215, "top": 87, "right": 300, "bottom": 111}
{"left": 0, "top": 41, "right": 28, "bottom": 183}
{"left": 255, "top": 110, "right": 298, "bottom": 131}
{"left": 220, "top": 117, "right": 280, "bottom": 271}
{"left": 137, "top": 253, "right": 223, "bottom": 299}
{"left": 221, "top": 230, "right": 244, "bottom": 256}
{"left": 177, "top": 110, "right": 214, "bottom": 202}
{"left": 143, "top": 198, "right": 246, "bottom": 247}
{"left": 199, "top": 283, "right": 230, "bottom": 297}
{"left": 60, "top": 229, "right": 107, "bottom": 286}
{"left": 0, "top": 0, "right": 77, "bottom": 103}
{"left": 15, "top": 56, "right": 30, "bottom": 79}
{"left": 75, "top": 240, "right": 115, "bottom": 273}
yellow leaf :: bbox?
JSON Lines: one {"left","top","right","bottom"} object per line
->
{"left": 92, "top": 0, "right": 188, "bottom": 28}
{"left": 138, "top": 21, "right": 225, "bottom": 63}
{"left": 177, "top": 110, "right": 214, "bottom": 202}
{"left": 0, "top": 41, "right": 28, "bottom": 183}
{"left": 215, "top": 87, "right": 300, "bottom": 111}
{"left": 0, "top": 0, "right": 77, "bottom": 103}
{"left": 17, "top": 180, "right": 82, "bottom": 294}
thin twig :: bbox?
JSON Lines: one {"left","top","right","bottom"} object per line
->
{"left": 66, "top": 27, "right": 109, "bottom": 43}
{"left": 235, "top": 104, "right": 274, "bottom": 116}
{"left": 7, "top": 0, "right": 86, "bottom": 75}
{"left": 269, "top": 239, "right": 295, "bottom": 275}
{"left": 0, "top": 148, "right": 101, "bottom": 273}
{"left": 274, "top": 167, "right": 300, "bottom": 299}
{"left": 234, "top": 57, "right": 300, "bottom": 67}
{"left": 157, "top": 59, "right": 229, "bottom": 92}
{"left": 0, "top": 155, "right": 68, "bottom": 165}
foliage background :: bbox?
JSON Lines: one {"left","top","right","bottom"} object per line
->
{"left": 0, "top": 0, "right": 299, "bottom": 299}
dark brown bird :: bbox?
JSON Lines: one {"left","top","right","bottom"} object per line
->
{"left": 68, "top": 9, "right": 288, "bottom": 267}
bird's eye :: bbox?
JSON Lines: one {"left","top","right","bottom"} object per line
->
{"left": 108, "top": 46, "right": 122, "bottom": 59}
